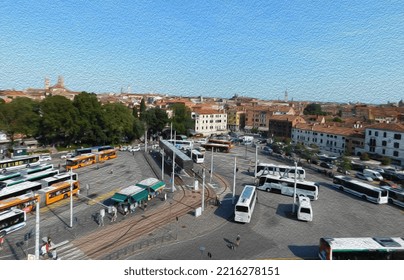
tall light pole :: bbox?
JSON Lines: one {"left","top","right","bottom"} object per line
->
{"left": 34, "top": 197, "right": 40, "bottom": 259}
{"left": 202, "top": 169, "right": 205, "bottom": 211}
{"left": 255, "top": 144, "right": 258, "bottom": 177}
{"left": 232, "top": 156, "right": 237, "bottom": 204}
{"left": 161, "top": 149, "right": 164, "bottom": 181}
{"left": 70, "top": 168, "right": 73, "bottom": 228}
{"left": 210, "top": 148, "right": 214, "bottom": 183}
{"left": 171, "top": 151, "right": 176, "bottom": 193}
{"left": 292, "top": 161, "right": 297, "bottom": 214}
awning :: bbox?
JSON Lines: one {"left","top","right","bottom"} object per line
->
{"left": 111, "top": 193, "right": 127, "bottom": 203}
{"left": 130, "top": 189, "right": 149, "bottom": 202}
{"left": 137, "top": 181, "right": 165, "bottom": 192}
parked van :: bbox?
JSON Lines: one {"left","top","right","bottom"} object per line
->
{"left": 297, "top": 195, "right": 313, "bottom": 222}
{"left": 363, "top": 169, "right": 383, "bottom": 181}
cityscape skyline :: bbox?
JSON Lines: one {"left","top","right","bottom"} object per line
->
{"left": 1, "top": 1, "right": 403, "bottom": 104}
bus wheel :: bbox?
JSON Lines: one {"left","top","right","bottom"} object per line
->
{"left": 266, "top": 188, "right": 271, "bottom": 192}
{"left": 1, "top": 169, "right": 6, "bottom": 174}
{"left": 63, "top": 194, "right": 68, "bottom": 199}
{"left": 339, "top": 186, "right": 344, "bottom": 191}
{"left": 362, "top": 195, "right": 366, "bottom": 200}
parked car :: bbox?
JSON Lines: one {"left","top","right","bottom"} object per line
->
{"left": 320, "top": 162, "right": 334, "bottom": 169}
{"left": 128, "top": 145, "right": 140, "bottom": 152}
{"left": 355, "top": 172, "right": 373, "bottom": 182}
{"left": 61, "top": 153, "right": 73, "bottom": 159}
{"left": 379, "top": 179, "right": 399, "bottom": 189}
{"left": 40, "top": 155, "right": 52, "bottom": 161}
{"left": 337, "top": 167, "right": 350, "bottom": 175}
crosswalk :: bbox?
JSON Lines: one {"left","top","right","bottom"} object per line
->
{"left": 55, "top": 242, "right": 90, "bottom": 260}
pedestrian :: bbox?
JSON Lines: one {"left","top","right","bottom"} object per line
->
{"left": 235, "top": 234, "right": 241, "bottom": 247}
{"left": 129, "top": 203, "right": 136, "bottom": 214}
{"left": 99, "top": 208, "right": 105, "bottom": 226}
{"left": 0, "top": 236, "right": 4, "bottom": 250}
{"left": 111, "top": 206, "right": 117, "bottom": 222}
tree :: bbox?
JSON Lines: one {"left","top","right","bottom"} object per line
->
{"left": 139, "top": 98, "right": 147, "bottom": 121}
{"left": 143, "top": 107, "right": 169, "bottom": 135}
{"left": 360, "top": 152, "right": 370, "bottom": 161}
{"left": 73, "top": 92, "right": 107, "bottom": 145}
{"left": 39, "top": 95, "right": 80, "bottom": 146}
{"left": 102, "top": 103, "right": 135, "bottom": 144}
{"left": 0, "top": 97, "right": 40, "bottom": 143}
{"left": 303, "top": 103, "right": 326, "bottom": 115}
{"left": 380, "top": 156, "right": 391, "bottom": 166}
{"left": 171, "top": 103, "right": 194, "bottom": 135}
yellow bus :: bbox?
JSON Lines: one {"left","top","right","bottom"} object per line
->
{"left": 65, "top": 153, "right": 96, "bottom": 170}
{"left": 0, "top": 193, "right": 40, "bottom": 214}
{"left": 97, "top": 149, "right": 117, "bottom": 162}
{"left": 37, "top": 180, "right": 80, "bottom": 206}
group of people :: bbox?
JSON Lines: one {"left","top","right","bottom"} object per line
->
{"left": 40, "top": 237, "right": 57, "bottom": 260}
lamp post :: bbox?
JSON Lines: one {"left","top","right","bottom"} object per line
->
{"left": 202, "top": 169, "right": 205, "bottom": 211}
{"left": 70, "top": 168, "right": 73, "bottom": 228}
{"left": 161, "top": 149, "right": 165, "bottom": 181}
{"left": 210, "top": 148, "right": 214, "bottom": 183}
{"left": 232, "top": 156, "right": 237, "bottom": 204}
{"left": 292, "top": 161, "right": 297, "bottom": 214}
{"left": 255, "top": 144, "right": 258, "bottom": 177}
{"left": 34, "top": 196, "right": 40, "bottom": 259}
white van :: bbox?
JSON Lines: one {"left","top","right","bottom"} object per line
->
{"left": 363, "top": 169, "right": 383, "bottom": 181}
{"left": 297, "top": 195, "right": 313, "bottom": 222}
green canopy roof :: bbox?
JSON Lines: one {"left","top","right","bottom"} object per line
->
{"left": 111, "top": 193, "right": 127, "bottom": 203}
{"left": 137, "top": 180, "right": 165, "bottom": 192}
{"left": 130, "top": 189, "right": 149, "bottom": 202}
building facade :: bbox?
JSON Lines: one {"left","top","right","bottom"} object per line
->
{"left": 192, "top": 108, "right": 228, "bottom": 136}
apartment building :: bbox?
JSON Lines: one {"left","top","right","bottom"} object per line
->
{"left": 227, "top": 108, "right": 245, "bottom": 132}
{"left": 268, "top": 115, "right": 306, "bottom": 139}
{"left": 292, "top": 123, "right": 359, "bottom": 156}
{"left": 192, "top": 108, "right": 228, "bottom": 136}
{"left": 364, "top": 123, "right": 404, "bottom": 167}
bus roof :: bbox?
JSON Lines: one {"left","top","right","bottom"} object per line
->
{"left": 40, "top": 179, "right": 77, "bottom": 192}
{"left": 0, "top": 181, "right": 41, "bottom": 196}
{"left": 334, "top": 175, "right": 384, "bottom": 191}
{"left": 0, "top": 208, "right": 25, "bottom": 219}
{"left": 238, "top": 185, "right": 256, "bottom": 205}
{"left": 68, "top": 153, "right": 95, "bottom": 160}
{"left": 322, "top": 237, "right": 404, "bottom": 250}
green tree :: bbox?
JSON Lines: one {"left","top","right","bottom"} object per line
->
{"left": 39, "top": 95, "right": 80, "bottom": 145}
{"left": 102, "top": 103, "right": 135, "bottom": 144}
{"left": 303, "top": 103, "right": 326, "bottom": 115}
{"left": 380, "top": 156, "right": 391, "bottom": 166}
{"left": 133, "top": 118, "right": 145, "bottom": 139}
{"left": 132, "top": 106, "right": 139, "bottom": 119}
{"left": 339, "top": 156, "right": 352, "bottom": 171}
{"left": 0, "top": 97, "right": 40, "bottom": 143}
{"left": 171, "top": 103, "right": 194, "bottom": 135}
{"left": 360, "top": 152, "right": 370, "bottom": 161}
{"left": 73, "top": 92, "right": 107, "bottom": 145}
{"left": 139, "top": 98, "right": 147, "bottom": 121}
{"left": 143, "top": 107, "right": 169, "bottom": 134}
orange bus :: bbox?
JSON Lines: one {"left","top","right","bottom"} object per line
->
{"left": 65, "top": 153, "right": 96, "bottom": 170}
{"left": 208, "top": 139, "right": 234, "bottom": 148}
{"left": 97, "top": 149, "right": 117, "bottom": 162}
{"left": 37, "top": 180, "right": 80, "bottom": 206}
{"left": 0, "top": 193, "right": 40, "bottom": 213}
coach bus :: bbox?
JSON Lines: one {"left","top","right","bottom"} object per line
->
{"left": 97, "top": 149, "right": 117, "bottom": 162}
{"left": 256, "top": 163, "right": 306, "bottom": 179}
{"left": 201, "top": 142, "right": 230, "bottom": 153}
{"left": 187, "top": 149, "right": 205, "bottom": 164}
{"left": 40, "top": 172, "right": 78, "bottom": 188}
{"left": 0, "top": 155, "right": 41, "bottom": 174}
{"left": 0, "top": 169, "right": 59, "bottom": 188}
{"left": 234, "top": 185, "right": 257, "bottom": 223}
{"left": 65, "top": 153, "right": 97, "bottom": 170}
{"left": 0, "top": 208, "right": 26, "bottom": 236}
{"left": 381, "top": 186, "right": 404, "bottom": 208}
{"left": 257, "top": 174, "right": 319, "bottom": 200}
{"left": 0, "top": 172, "right": 22, "bottom": 182}
{"left": 23, "top": 163, "right": 54, "bottom": 175}
{"left": 0, "top": 181, "right": 42, "bottom": 201}
{"left": 333, "top": 175, "right": 388, "bottom": 204}
{"left": 0, "top": 193, "right": 39, "bottom": 213}
{"left": 319, "top": 237, "right": 404, "bottom": 260}
{"left": 37, "top": 180, "right": 80, "bottom": 207}
{"left": 167, "top": 140, "right": 193, "bottom": 151}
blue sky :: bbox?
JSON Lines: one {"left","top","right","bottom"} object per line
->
{"left": 1, "top": 1, "right": 403, "bottom": 104}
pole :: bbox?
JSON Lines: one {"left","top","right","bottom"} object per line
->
{"left": 145, "top": 128, "right": 148, "bottom": 152}
{"left": 292, "top": 161, "right": 297, "bottom": 214}
{"left": 171, "top": 151, "right": 175, "bottom": 193}
{"left": 202, "top": 169, "right": 205, "bottom": 211}
{"left": 70, "top": 168, "right": 73, "bottom": 228}
{"left": 161, "top": 149, "right": 164, "bottom": 181}
{"left": 255, "top": 144, "right": 258, "bottom": 177}
{"left": 232, "top": 157, "right": 237, "bottom": 204}
{"left": 170, "top": 122, "right": 173, "bottom": 140}
{"left": 34, "top": 197, "right": 40, "bottom": 259}
{"left": 210, "top": 148, "right": 214, "bottom": 183}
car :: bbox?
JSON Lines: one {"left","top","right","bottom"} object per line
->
{"left": 195, "top": 138, "right": 207, "bottom": 144}
{"left": 320, "top": 162, "right": 334, "bottom": 169}
{"left": 355, "top": 172, "right": 373, "bottom": 182}
{"left": 61, "top": 153, "right": 73, "bottom": 159}
{"left": 40, "top": 155, "right": 52, "bottom": 161}
{"left": 337, "top": 167, "right": 350, "bottom": 175}
{"left": 128, "top": 145, "right": 140, "bottom": 152}
{"left": 379, "top": 180, "right": 399, "bottom": 189}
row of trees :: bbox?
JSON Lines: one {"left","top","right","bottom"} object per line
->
{"left": 0, "top": 92, "right": 194, "bottom": 147}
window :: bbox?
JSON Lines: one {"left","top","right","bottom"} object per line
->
{"left": 394, "top": 143, "right": 400, "bottom": 149}
{"left": 375, "top": 131, "right": 379, "bottom": 136}
{"left": 383, "top": 132, "right": 387, "bottom": 137}
{"left": 382, "top": 140, "right": 387, "bottom": 146}
{"left": 382, "top": 149, "right": 385, "bottom": 155}
{"left": 368, "top": 130, "right": 372, "bottom": 136}
{"left": 394, "top": 134, "right": 401, "bottom": 140}
{"left": 393, "top": 151, "right": 399, "bottom": 157}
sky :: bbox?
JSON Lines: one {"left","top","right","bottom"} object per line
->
{"left": 1, "top": 0, "right": 403, "bottom": 104}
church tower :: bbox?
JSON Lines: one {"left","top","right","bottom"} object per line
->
{"left": 284, "top": 89, "right": 288, "bottom": 102}
{"left": 44, "top": 77, "right": 50, "bottom": 90}
{"left": 57, "top": 75, "right": 65, "bottom": 88}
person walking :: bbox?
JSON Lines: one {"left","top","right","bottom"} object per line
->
{"left": 111, "top": 206, "right": 117, "bottom": 222}
{"left": 235, "top": 234, "right": 241, "bottom": 247}
{"left": 0, "top": 236, "right": 4, "bottom": 250}
{"left": 99, "top": 208, "right": 105, "bottom": 226}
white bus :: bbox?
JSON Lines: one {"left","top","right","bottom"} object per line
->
{"left": 167, "top": 139, "right": 193, "bottom": 150}
{"left": 256, "top": 163, "right": 306, "bottom": 179}
{"left": 257, "top": 174, "right": 319, "bottom": 200}
{"left": 0, "top": 155, "right": 41, "bottom": 174}
{"left": 333, "top": 175, "right": 388, "bottom": 204}
{"left": 297, "top": 195, "right": 313, "bottom": 222}
{"left": 0, "top": 169, "right": 59, "bottom": 188}
{"left": 381, "top": 186, "right": 404, "bottom": 208}
{"left": 188, "top": 149, "right": 205, "bottom": 164}
{"left": 40, "top": 172, "right": 78, "bottom": 187}
{"left": 0, "top": 208, "right": 26, "bottom": 236}
{"left": 319, "top": 237, "right": 404, "bottom": 260}
{"left": 0, "top": 181, "right": 42, "bottom": 200}
{"left": 234, "top": 185, "right": 257, "bottom": 223}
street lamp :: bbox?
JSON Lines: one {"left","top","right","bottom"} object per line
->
{"left": 34, "top": 196, "right": 40, "bottom": 259}
{"left": 70, "top": 168, "right": 74, "bottom": 228}
{"left": 292, "top": 161, "right": 297, "bottom": 214}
